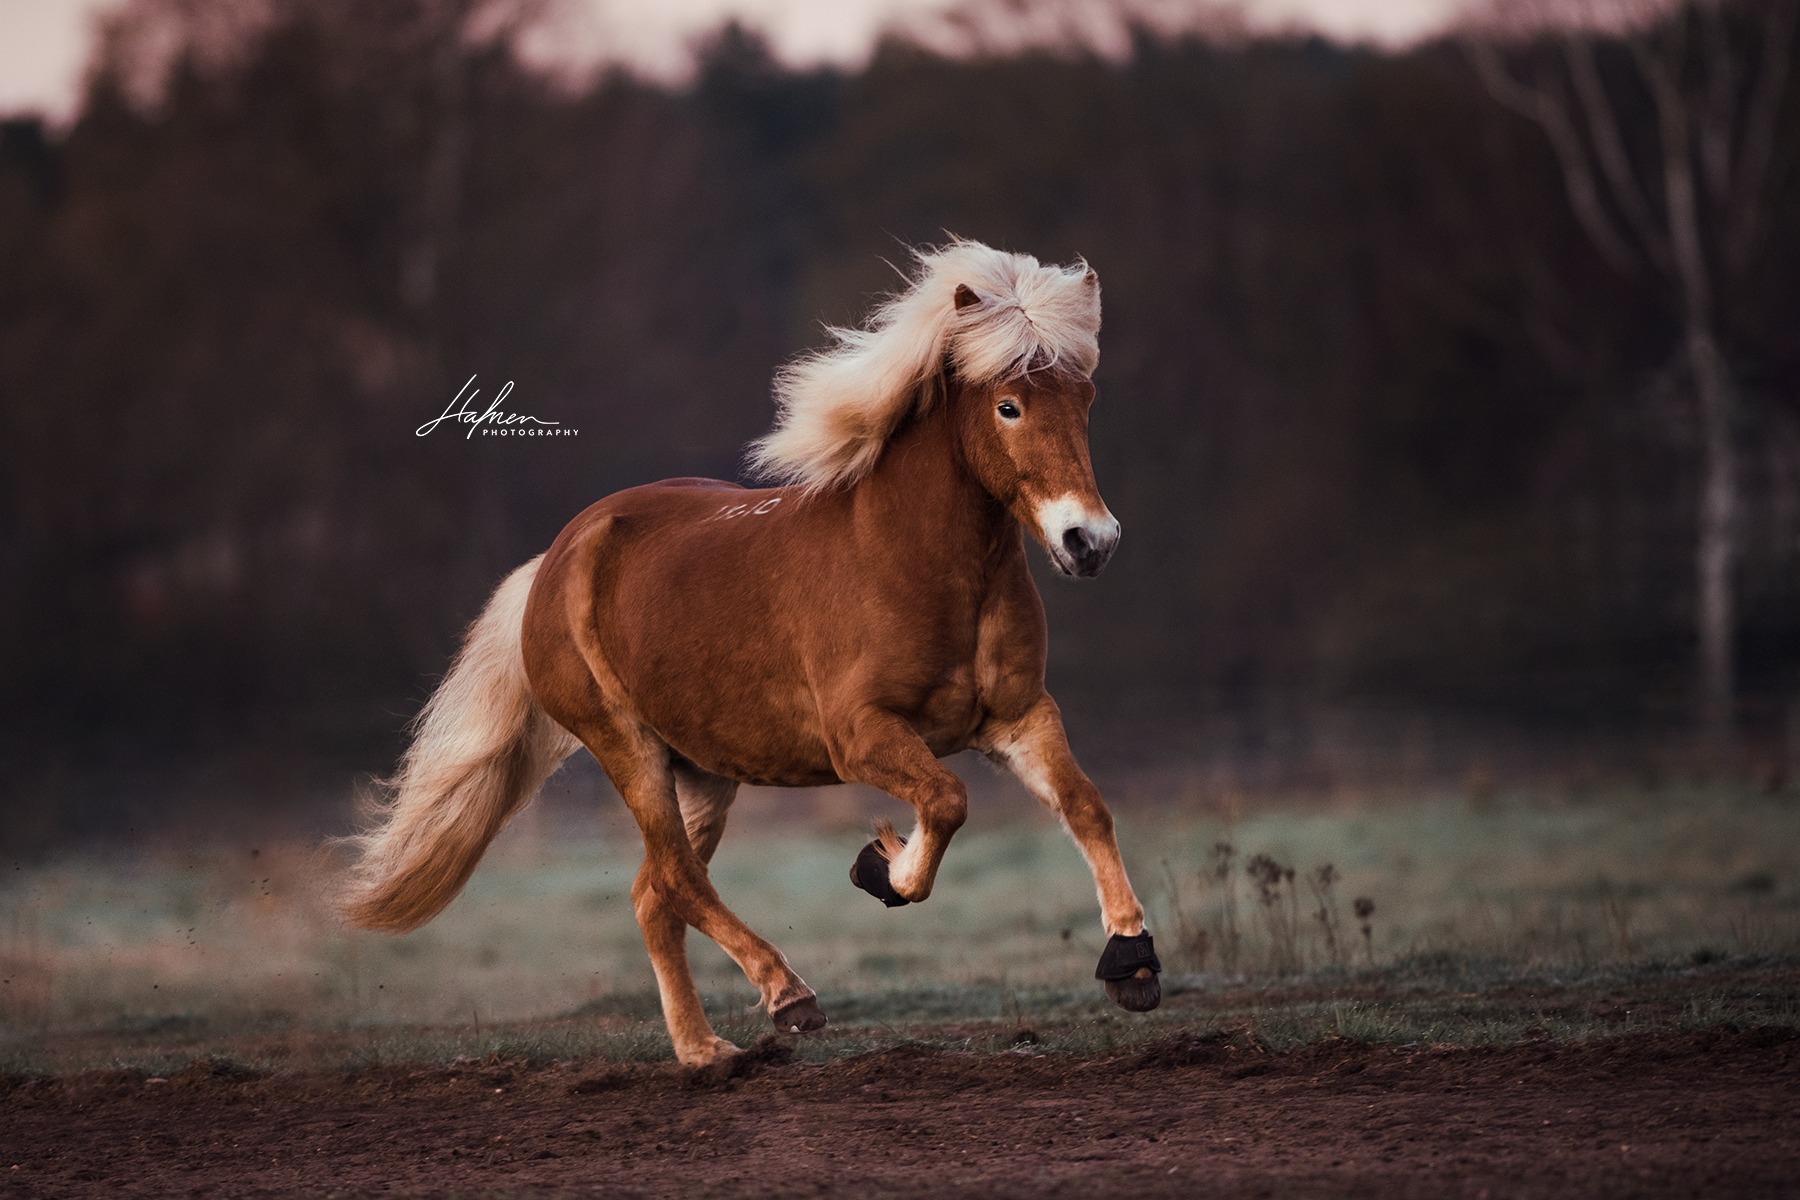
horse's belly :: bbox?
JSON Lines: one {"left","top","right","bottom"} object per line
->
{"left": 639, "top": 672, "right": 841, "bottom": 787}
{"left": 673, "top": 723, "right": 842, "bottom": 788}
{"left": 641, "top": 653, "right": 982, "bottom": 783}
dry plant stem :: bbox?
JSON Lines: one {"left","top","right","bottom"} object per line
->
{"left": 1212, "top": 842, "right": 1241, "bottom": 975}
{"left": 1355, "top": 896, "right": 1376, "bottom": 968}
{"left": 1285, "top": 866, "right": 1300, "bottom": 971}
{"left": 1309, "top": 866, "right": 1342, "bottom": 966}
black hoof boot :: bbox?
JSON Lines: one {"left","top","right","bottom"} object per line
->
{"left": 1096, "top": 932, "right": 1162, "bottom": 1012}
{"left": 849, "top": 838, "right": 910, "bottom": 907}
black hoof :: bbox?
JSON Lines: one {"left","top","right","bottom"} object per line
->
{"left": 770, "top": 994, "right": 828, "bottom": 1034}
{"left": 1105, "top": 968, "right": 1162, "bottom": 1012}
{"left": 849, "top": 838, "right": 910, "bottom": 907}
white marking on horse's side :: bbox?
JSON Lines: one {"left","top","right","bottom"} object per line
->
{"left": 710, "top": 497, "right": 783, "bottom": 522}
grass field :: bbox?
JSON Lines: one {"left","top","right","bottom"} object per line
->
{"left": 4, "top": 766, "right": 1798, "bottom": 1074}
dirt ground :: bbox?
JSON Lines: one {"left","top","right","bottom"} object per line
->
{"left": 3, "top": 1026, "right": 1797, "bottom": 1199}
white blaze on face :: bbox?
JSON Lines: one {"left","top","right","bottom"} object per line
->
{"left": 1035, "top": 493, "right": 1121, "bottom": 574}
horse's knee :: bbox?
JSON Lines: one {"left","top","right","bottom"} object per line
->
{"left": 924, "top": 783, "right": 968, "bottom": 835}
{"left": 877, "top": 784, "right": 966, "bottom": 904}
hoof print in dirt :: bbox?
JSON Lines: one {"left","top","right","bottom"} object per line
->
{"left": 849, "top": 838, "right": 910, "bottom": 907}
{"left": 567, "top": 1069, "right": 634, "bottom": 1095}
{"left": 770, "top": 994, "right": 829, "bottom": 1034}
{"left": 1095, "top": 932, "right": 1162, "bottom": 1013}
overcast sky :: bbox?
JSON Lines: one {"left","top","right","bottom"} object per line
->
{"left": 0, "top": 0, "right": 1470, "bottom": 120}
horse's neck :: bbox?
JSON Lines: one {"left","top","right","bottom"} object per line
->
{"left": 848, "top": 405, "right": 1018, "bottom": 587}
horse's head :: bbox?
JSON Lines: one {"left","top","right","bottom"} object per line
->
{"left": 750, "top": 242, "right": 1111, "bottom": 567}
{"left": 956, "top": 364, "right": 1120, "bottom": 579}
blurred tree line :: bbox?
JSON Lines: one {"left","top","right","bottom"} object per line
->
{"left": 2, "top": 0, "right": 1798, "bottom": 842}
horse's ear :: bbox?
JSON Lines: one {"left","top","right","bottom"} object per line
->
{"left": 953, "top": 284, "right": 982, "bottom": 311}
{"left": 1082, "top": 269, "right": 1099, "bottom": 287}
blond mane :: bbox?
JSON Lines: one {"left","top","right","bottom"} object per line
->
{"left": 746, "top": 240, "right": 1102, "bottom": 493}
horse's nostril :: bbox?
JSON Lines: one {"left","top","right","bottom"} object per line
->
{"left": 1062, "top": 527, "right": 1090, "bottom": 558}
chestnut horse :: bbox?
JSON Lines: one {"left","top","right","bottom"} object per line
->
{"left": 340, "top": 241, "right": 1161, "bottom": 1066}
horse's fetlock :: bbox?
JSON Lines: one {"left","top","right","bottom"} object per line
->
{"left": 892, "top": 868, "right": 934, "bottom": 903}
{"left": 1107, "top": 905, "right": 1146, "bottom": 937}
{"left": 674, "top": 1036, "right": 742, "bottom": 1068}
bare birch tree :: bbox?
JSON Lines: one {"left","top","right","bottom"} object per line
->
{"left": 1468, "top": 0, "right": 1798, "bottom": 765}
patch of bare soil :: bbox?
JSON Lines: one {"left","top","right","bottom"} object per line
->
{"left": 4, "top": 1027, "right": 1797, "bottom": 1198}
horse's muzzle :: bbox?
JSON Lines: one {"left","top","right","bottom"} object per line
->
{"left": 1057, "top": 522, "right": 1119, "bottom": 577}
{"left": 1036, "top": 496, "right": 1121, "bottom": 577}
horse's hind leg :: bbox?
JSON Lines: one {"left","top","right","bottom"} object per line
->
{"left": 630, "top": 763, "right": 747, "bottom": 1064}
{"left": 583, "top": 725, "right": 822, "bottom": 1064}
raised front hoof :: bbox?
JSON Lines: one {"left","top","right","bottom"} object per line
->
{"left": 770, "top": 994, "right": 829, "bottom": 1034}
{"left": 1104, "top": 968, "right": 1162, "bottom": 1013}
{"left": 849, "top": 838, "right": 910, "bottom": 908}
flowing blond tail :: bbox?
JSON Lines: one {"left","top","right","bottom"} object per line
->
{"left": 339, "top": 555, "right": 578, "bottom": 932}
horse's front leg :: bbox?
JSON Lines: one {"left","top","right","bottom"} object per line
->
{"left": 979, "top": 694, "right": 1161, "bottom": 1012}
{"left": 830, "top": 709, "right": 968, "bottom": 905}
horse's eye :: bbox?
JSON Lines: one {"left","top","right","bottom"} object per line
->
{"left": 997, "top": 401, "right": 1021, "bottom": 420}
